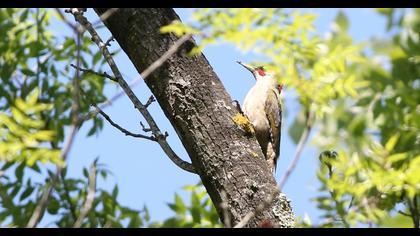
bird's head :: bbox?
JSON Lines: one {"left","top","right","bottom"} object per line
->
{"left": 237, "top": 61, "right": 283, "bottom": 92}
{"left": 237, "top": 61, "right": 269, "bottom": 80}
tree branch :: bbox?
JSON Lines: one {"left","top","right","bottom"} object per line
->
{"left": 92, "top": 8, "right": 119, "bottom": 27}
{"left": 26, "top": 15, "right": 83, "bottom": 228}
{"left": 220, "top": 190, "right": 232, "bottom": 228}
{"left": 70, "top": 64, "right": 117, "bottom": 82}
{"left": 91, "top": 103, "right": 156, "bottom": 141}
{"left": 70, "top": 8, "right": 195, "bottom": 174}
{"left": 279, "top": 109, "right": 314, "bottom": 190}
{"left": 73, "top": 160, "right": 97, "bottom": 228}
{"left": 398, "top": 210, "right": 412, "bottom": 217}
{"left": 60, "top": 170, "right": 78, "bottom": 221}
{"left": 78, "top": 31, "right": 194, "bottom": 124}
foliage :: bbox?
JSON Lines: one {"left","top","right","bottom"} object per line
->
{"left": 0, "top": 8, "right": 141, "bottom": 227}
{"left": 310, "top": 9, "right": 420, "bottom": 228}
{"left": 51, "top": 160, "right": 150, "bottom": 228}
{"left": 0, "top": 88, "right": 62, "bottom": 166}
{"left": 149, "top": 182, "right": 222, "bottom": 228}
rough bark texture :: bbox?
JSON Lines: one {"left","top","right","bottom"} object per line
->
{"left": 94, "top": 8, "right": 295, "bottom": 228}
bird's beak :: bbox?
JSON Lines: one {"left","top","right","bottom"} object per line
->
{"left": 237, "top": 61, "right": 255, "bottom": 74}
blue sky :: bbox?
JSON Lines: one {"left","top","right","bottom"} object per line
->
{"left": 40, "top": 8, "right": 389, "bottom": 226}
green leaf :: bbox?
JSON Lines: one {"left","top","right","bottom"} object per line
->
{"left": 112, "top": 185, "right": 119, "bottom": 200}
{"left": 335, "top": 11, "right": 349, "bottom": 32}
{"left": 100, "top": 170, "right": 108, "bottom": 180}
{"left": 143, "top": 205, "right": 150, "bottom": 222}
{"left": 127, "top": 214, "right": 142, "bottom": 228}
{"left": 385, "top": 133, "right": 400, "bottom": 152}
{"left": 31, "top": 130, "right": 56, "bottom": 141}
{"left": 408, "top": 55, "right": 420, "bottom": 64}
{"left": 15, "top": 162, "right": 25, "bottom": 181}
{"left": 288, "top": 111, "right": 306, "bottom": 144}
{"left": 47, "top": 198, "right": 60, "bottom": 215}
{"left": 174, "top": 193, "right": 186, "bottom": 215}
{"left": 26, "top": 88, "right": 39, "bottom": 106}
{"left": 379, "top": 214, "right": 413, "bottom": 228}
{"left": 82, "top": 168, "right": 89, "bottom": 178}
{"left": 92, "top": 51, "right": 102, "bottom": 65}
{"left": 190, "top": 206, "right": 201, "bottom": 224}
{"left": 387, "top": 153, "right": 407, "bottom": 163}
{"left": 19, "top": 186, "right": 34, "bottom": 201}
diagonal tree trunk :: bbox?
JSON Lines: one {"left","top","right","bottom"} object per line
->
{"left": 94, "top": 8, "right": 295, "bottom": 228}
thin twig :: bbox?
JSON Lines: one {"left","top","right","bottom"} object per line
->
{"left": 73, "top": 160, "right": 97, "bottom": 228}
{"left": 220, "top": 190, "right": 232, "bottom": 228}
{"left": 278, "top": 109, "right": 314, "bottom": 190}
{"left": 70, "top": 8, "right": 195, "bottom": 174}
{"left": 70, "top": 64, "right": 117, "bottom": 82}
{"left": 54, "top": 8, "right": 77, "bottom": 31}
{"left": 92, "top": 104, "right": 156, "bottom": 141}
{"left": 398, "top": 210, "right": 412, "bottom": 217}
{"left": 140, "top": 121, "right": 152, "bottom": 132}
{"left": 407, "top": 195, "right": 420, "bottom": 228}
{"left": 26, "top": 17, "right": 83, "bottom": 228}
{"left": 36, "top": 8, "right": 41, "bottom": 85}
{"left": 92, "top": 8, "right": 119, "bottom": 27}
{"left": 140, "top": 34, "right": 191, "bottom": 80}
{"left": 78, "top": 33, "right": 193, "bottom": 123}
{"left": 104, "top": 36, "right": 114, "bottom": 47}
{"left": 144, "top": 95, "right": 156, "bottom": 108}
{"left": 60, "top": 170, "right": 77, "bottom": 221}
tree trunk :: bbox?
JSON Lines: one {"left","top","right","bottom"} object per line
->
{"left": 94, "top": 8, "right": 295, "bottom": 228}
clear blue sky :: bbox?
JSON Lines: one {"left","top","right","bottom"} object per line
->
{"left": 40, "top": 8, "right": 388, "bottom": 226}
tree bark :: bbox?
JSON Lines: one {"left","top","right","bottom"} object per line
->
{"left": 94, "top": 8, "right": 295, "bottom": 228}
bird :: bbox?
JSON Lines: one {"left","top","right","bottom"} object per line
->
{"left": 237, "top": 61, "right": 283, "bottom": 173}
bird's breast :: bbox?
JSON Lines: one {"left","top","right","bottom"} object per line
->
{"left": 243, "top": 84, "right": 270, "bottom": 131}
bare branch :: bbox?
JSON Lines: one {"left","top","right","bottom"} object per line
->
{"left": 70, "top": 64, "right": 117, "bottom": 82}
{"left": 407, "top": 195, "right": 420, "bottom": 228}
{"left": 139, "top": 33, "right": 191, "bottom": 80}
{"left": 92, "top": 104, "right": 156, "bottom": 141}
{"left": 220, "top": 190, "right": 232, "bottom": 228}
{"left": 144, "top": 95, "right": 156, "bottom": 108}
{"left": 74, "top": 160, "right": 97, "bottom": 228}
{"left": 93, "top": 8, "right": 119, "bottom": 26}
{"left": 104, "top": 36, "right": 115, "bottom": 47}
{"left": 26, "top": 184, "right": 53, "bottom": 228}
{"left": 60, "top": 171, "right": 78, "bottom": 221}
{"left": 279, "top": 109, "right": 314, "bottom": 190}
{"left": 54, "top": 8, "right": 77, "bottom": 31}
{"left": 78, "top": 31, "right": 194, "bottom": 124}
{"left": 398, "top": 210, "right": 412, "bottom": 217}
{"left": 70, "top": 8, "right": 196, "bottom": 174}
{"left": 140, "top": 121, "right": 152, "bottom": 133}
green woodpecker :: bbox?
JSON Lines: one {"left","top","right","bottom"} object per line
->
{"left": 237, "top": 61, "right": 283, "bottom": 173}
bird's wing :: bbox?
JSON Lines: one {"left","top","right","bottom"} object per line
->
{"left": 265, "top": 88, "right": 282, "bottom": 171}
